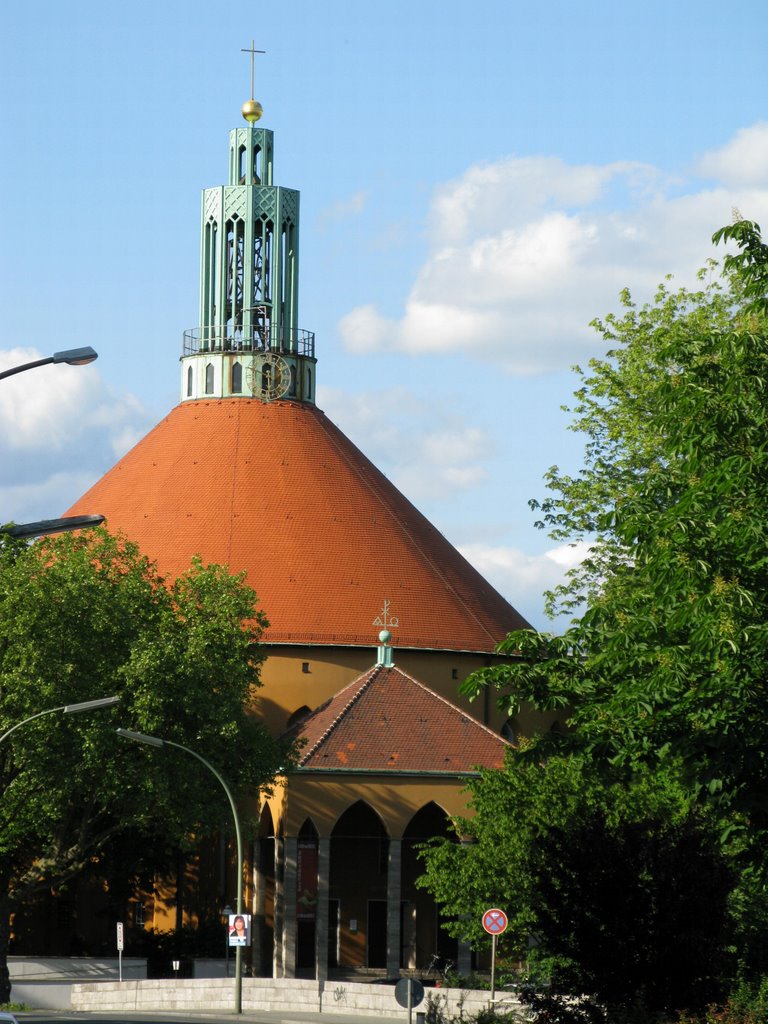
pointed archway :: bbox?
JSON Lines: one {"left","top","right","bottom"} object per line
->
{"left": 253, "top": 803, "right": 275, "bottom": 976}
{"left": 402, "top": 802, "right": 458, "bottom": 972}
{"left": 296, "top": 818, "right": 319, "bottom": 973}
{"left": 330, "top": 801, "right": 389, "bottom": 969}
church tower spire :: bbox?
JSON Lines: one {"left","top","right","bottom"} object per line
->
{"left": 181, "top": 52, "right": 316, "bottom": 405}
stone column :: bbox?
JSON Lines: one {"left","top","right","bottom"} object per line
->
{"left": 282, "top": 836, "right": 298, "bottom": 978}
{"left": 386, "top": 839, "right": 402, "bottom": 978}
{"left": 457, "top": 937, "right": 472, "bottom": 978}
{"left": 272, "top": 837, "right": 284, "bottom": 978}
{"left": 315, "top": 837, "right": 330, "bottom": 982}
{"left": 251, "top": 839, "right": 266, "bottom": 975}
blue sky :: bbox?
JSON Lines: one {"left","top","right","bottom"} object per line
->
{"left": 1, "top": 0, "right": 767, "bottom": 629}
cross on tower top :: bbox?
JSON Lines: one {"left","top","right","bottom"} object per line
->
{"left": 241, "top": 39, "right": 266, "bottom": 100}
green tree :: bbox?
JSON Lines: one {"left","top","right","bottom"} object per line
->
{"left": 418, "top": 755, "right": 733, "bottom": 1021}
{"left": 420, "top": 223, "right": 768, "bottom": 1016}
{"left": 463, "top": 225, "right": 768, "bottom": 847}
{"left": 0, "top": 527, "right": 290, "bottom": 1002}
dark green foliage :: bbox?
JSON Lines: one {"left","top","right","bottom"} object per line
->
{"left": 461, "top": 223, "right": 768, "bottom": 848}
{"left": 0, "top": 527, "right": 292, "bottom": 1000}
{"left": 421, "top": 222, "right": 768, "bottom": 1021}
{"left": 418, "top": 755, "right": 733, "bottom": 1020}
{"left": 529, "top": 810, "right": 732, "bottom": 1016}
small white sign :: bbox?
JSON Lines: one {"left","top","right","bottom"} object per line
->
{"left": 116, "top": 921, "right": 124, "bottom": 951}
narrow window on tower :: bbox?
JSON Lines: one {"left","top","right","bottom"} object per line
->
{"left": 204, "top": 219, "right": 218, "bottom": 350}
{"left": 283, "top": 222, "right": 296, "bottom": 348}
{"left": 279, "top": 222, "right": 288, "bottom": 345}
{"left": 205, "top": 363, "right": 214, "bottom": 394}
{"left": 252, "top": 145, "right": 261, "bottom": 185}
{"left": 225, "top": 220, "right": 235, "bottom": 340}
{"left": 254, "top": 224, "right": 264, "bottom": 303}
{"left": 238, "top": 145, "right": 247, "bottom": 184}
{"left": 289, "top": 364, "right": 296, "bottom": 397}
{"left": 232, "top": 361, "right": 242, "bottom": 394}
{"left": 306, "top": 368, "right": 312, "bottom": 400}
{"left": 187, "top": 366, "right": 193, "bottom": 397}
{"left": 264, "top": 219, "right": 273, "bottom": 302}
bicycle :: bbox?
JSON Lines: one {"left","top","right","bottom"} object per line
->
{"left": 423, "top": 953, "right": 456, "bottom": 987}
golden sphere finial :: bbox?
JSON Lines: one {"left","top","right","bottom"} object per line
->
{"left": 242, "top": 99, "right": 263, "bottom": 124}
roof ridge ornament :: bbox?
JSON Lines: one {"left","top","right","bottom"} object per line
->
{"left": 374, "top": 600, "right": 398, "bottom": 665}
{"left": 373, "top": 599, "right": 399, "bottom": 630}
{"left": 376, "top": 629, "right": 395, "bottom": 668}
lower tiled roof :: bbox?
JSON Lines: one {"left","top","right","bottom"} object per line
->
{"left": 65, "top": 399, "right": 529, "bottom": 651}
{"left": 286, "top": 662, "right": 510, "bottom": 773}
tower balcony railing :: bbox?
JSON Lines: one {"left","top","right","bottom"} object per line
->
{"left": 182, "top": 325, "right": 315, "bottom": 359}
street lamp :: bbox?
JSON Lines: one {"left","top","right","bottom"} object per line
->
{"left": 1, "top": 515, "right": 106, "bottom": 539}
{"left": 0, "top": 346, "right": 98, "bottom": 381}
{"left": 0, "top": 695, "right": 122, "bottom": 745}
{"left": 116, "top": 728, "right": 245, "bottom": 1014}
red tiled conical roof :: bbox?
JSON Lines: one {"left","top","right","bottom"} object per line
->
{"left": 65, "top": 399, "right": 529, "bottom": 650}
{"left": 287, "top": 663, "right": 510, "bottom": 773}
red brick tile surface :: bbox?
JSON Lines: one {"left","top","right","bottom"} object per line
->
{"left": 287, "top": 663, "right": 510, "bottom": 773}
{"left": 65, "top": 400, "right": 529, "bottom": 650}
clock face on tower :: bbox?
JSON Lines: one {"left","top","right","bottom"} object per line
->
{"left": 245, "top": 353, "right": 291, "bottom": 401}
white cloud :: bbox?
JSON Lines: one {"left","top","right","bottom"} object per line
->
{"left": 0, "top": 471, "right": 99, "bottom": 529}
{"left": 338, "top": 305, "right": 392, "bottom": 353}
{"left": 0, "top": 347, "right": 155, "bottom": 524}
{"left": 428, "top": 157, "right": 658, "bottom": 246}
{"left": 458, "top": 540, "right": 591, "bottom": 629}
{"left": 318, "top": 384, "right": 493, "bottom": 501}
{"left": 697, "top": 123, "right": 768, "bottom": 187}
{"left": 338, "top": 125, "right": 768, "bottom": 375}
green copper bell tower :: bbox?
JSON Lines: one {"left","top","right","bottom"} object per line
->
{"left": 181, "top": 76, "right": 316, "bottom": 404}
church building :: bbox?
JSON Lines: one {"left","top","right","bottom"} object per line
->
{"left": 58, "top": 83, "right": 553, "bottom": 980}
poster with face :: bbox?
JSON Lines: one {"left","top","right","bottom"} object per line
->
{"left": 228, "top": 912, "right": 251, "bottom": 946}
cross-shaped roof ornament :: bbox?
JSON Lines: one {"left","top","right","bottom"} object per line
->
{"left": 241, "top": 39, "right": 266, "bottom": 101}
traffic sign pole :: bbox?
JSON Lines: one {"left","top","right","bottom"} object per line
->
{"left": 116, "top": 921, "right": 124, "bottom": 982}
{"left": 481, "top": 908, "right": 509, "bottom": 1002}
{"left": 395, "top": 977, "right": 424, "bottom": 1022}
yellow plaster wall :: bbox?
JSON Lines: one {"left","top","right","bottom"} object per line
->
{"left": 256, "top": 644, "right": 561, "bottom": 745}
{"left": 264, "top": 772, "right": 480, "bottom": 838}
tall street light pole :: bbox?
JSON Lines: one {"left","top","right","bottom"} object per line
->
{"left": 116, "top": 729, "right": 245, "bottom": 1014}
{"left": 0, "top": 695, "right": 122, "bottom": 746}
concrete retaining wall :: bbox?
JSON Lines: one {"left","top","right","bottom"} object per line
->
{"left": 72, "top": 977, "right": 515, "bottom": 1018}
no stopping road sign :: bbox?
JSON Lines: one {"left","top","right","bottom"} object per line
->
{"left": 482, "top": 907, "right": 508, "bottom": 935}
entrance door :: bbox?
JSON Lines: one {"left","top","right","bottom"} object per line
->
{"left": 297, "top": 919, "right": 315, "bottom": 970}
{"left": 367, "top": 899, "right": 387, "bottom": 968}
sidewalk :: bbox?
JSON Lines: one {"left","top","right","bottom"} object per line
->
{"left": 18, "top": 1010, "right": 410, "bottom": 1024}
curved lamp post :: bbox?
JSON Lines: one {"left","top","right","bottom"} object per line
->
{"left": 116, "top": 728, "right": 244, "bottom": 1014}
{"left": 0, "top": 695, "right": 121, "bottom": 746}
{"left": 0, "top": 346, "right": 98, "bottom": 381}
